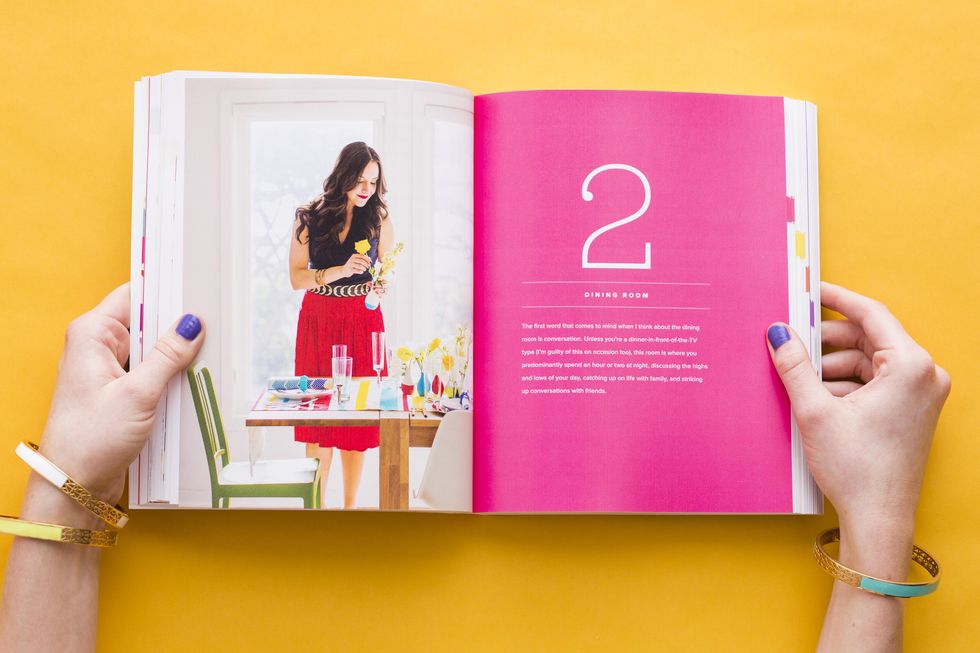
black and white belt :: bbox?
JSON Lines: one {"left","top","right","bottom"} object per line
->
{"left": 309, "top": 282, "right": 371, "bottom": 297}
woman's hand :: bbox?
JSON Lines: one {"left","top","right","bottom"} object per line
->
{"left": 341, "top": 253, "right": 372, "bottom": 278}
{"left": 767, "top": 282, "right": 949, "bottom": 536}
{"left": 0, "top": 284, "right": 204, "bottom": 653}
{"left": 372, "top": 279, "right": 388, "bottom": 297}
{"left": 37, "top": 283, "right": 205, "bottom": 503}
{"left": 770, "top": 283, "right": 950, "bottom": 652}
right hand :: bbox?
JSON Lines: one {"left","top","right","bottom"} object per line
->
{"left": 342, "top": 253, "right": 372, "bottom": 278}
{"left": 766, "top": 282, "right": 950, "bottom": 535}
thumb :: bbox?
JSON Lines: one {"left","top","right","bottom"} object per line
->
{"left": 766, "top": 323, "right": 827, "bottom": 418}
{"left": 125, "top": 313, "right": 205, "bottom": 408}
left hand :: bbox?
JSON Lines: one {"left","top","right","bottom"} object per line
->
{"left": 372, "top": 279, "right": 389, "bottom": 297}
{"left": 38, "top": 283, "right": 205, "bottom": 503}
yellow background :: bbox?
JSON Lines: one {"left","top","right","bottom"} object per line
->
{"left": 2, "top": 1, "right": 978, "bottom": 650}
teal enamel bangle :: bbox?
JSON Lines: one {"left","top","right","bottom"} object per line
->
{"left": 814, "top": 528, "right": 941, "bottom": 598}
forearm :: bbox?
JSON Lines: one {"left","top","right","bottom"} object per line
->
{"left": 291, "top": 265, "right": 348, "bottom": 290}
{"left": 817, "top": 516, "right": 915, "bottom": 653}
{"left": 0, "top": 475, "right": 103, "bottom": 653}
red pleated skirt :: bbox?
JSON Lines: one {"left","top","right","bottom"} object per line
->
{"left": 294, "top": 292, "right": 389, "bottom": 451}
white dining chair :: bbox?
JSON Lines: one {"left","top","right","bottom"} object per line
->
{"left": 415, "top": 409, "right": 472, "bottom": 512}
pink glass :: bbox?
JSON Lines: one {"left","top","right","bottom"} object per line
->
{"left": 371, "top": 332, "right": 386, "bottom": 384}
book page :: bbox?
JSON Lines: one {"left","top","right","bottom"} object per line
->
{"left": 474, "top": 90, "right": 798, "bottom": 513}
{"left": 133, "top": 73, "right": 475, "bottom": 511}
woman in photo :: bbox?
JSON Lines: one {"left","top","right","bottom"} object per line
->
{"left": 289, "top": 141, "right": 393, "bottom": 509}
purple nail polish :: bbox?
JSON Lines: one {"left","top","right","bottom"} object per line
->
{"left": 177, "top": 314, "right": 201, "bottom": 341}
{"left": 767, "top": 325, "right": 790, "bottom": 350}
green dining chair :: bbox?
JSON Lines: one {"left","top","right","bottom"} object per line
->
{"left": 188, "top": 361, "right": 321, "bottom": 509}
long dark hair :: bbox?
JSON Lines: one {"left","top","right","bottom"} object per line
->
{"left": 295, "top": 142, "right": 388, "bottom": 249}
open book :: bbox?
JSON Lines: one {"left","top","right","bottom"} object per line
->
{"left": 131, "top": 72, "right": 821, "bottom": 513}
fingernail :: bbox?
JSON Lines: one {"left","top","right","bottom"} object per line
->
{"left": 176, "top": 314, "right": 202, "bottom": 341}
{"left": 767, "top": 325, "right": 791, "bottom": 350}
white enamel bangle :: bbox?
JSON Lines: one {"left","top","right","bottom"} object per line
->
{"left": 15, "top": 442, "right": 129, "bottom": 529}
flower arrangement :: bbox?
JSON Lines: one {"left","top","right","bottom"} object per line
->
{"left": 371, "top": 241, "right": 404, "bottom": 284}
{"left": 442, "top": 324, "right": 471, "bottom": 398}
{"left": 393, "top": 326, "right": 471, "bottom": 409}
{"left": 355, "top": 241, "right": 405, "bottom": 310}
{"left": 393, "top": 338, "right": 440, "bottom": 374}
{"left": 393, "top": 338, "right": 440, "bottom": 400}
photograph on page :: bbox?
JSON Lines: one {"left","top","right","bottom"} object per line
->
{"left": 139, "top": 75, "right": 474, "bottom": 510}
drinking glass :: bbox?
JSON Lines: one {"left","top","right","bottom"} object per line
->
{"left": 340, "top": 357, "right": 353, "bottom": 403}
{"left": 332, "top": 356, "right": 349, "bottom": 406}
{"left": 371, "top": 332, "right": 386, "bottom": 385}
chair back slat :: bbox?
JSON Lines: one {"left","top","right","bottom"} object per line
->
{"left": 200, "top": 367, "right": 230, "bottom": 461}
{"left": 187, "top": 363, "right": 230, "bottom": 491}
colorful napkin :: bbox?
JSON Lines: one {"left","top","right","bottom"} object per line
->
{"left": 268, "top": 376, "right": 331, "bottom": 392}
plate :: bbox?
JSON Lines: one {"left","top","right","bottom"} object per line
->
{"left": 437, "top": 397, "right": 468, "bottom": 412}
{"left": 269, "top": 388, "right": 333, "bottom": 401}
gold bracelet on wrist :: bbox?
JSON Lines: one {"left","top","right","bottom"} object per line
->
{"left": 15, "top": 442, "right": 129, "bottom": 529}
{"left": 813, "top": 528, "right": 940, "bottom": 598}
{"left": 0, "top": 515, "right": 118, "bottom": 547}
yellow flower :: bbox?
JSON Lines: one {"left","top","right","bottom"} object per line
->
{"left": 396, "top": 345, "right": 414, "bottom": 363}
{"left": 442, "top": 354, "right": 454, "bottom": 372}
{"left": 427, "top": 338, "right": 441, "bottom": 353}
{"left": 354, "top": 239, "right": 371, "bottom": 255}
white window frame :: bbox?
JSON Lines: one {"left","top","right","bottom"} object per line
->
{"left": 220, "top": 89, "right": 392, "bottom": 435}
{"left": 411, "top": 92, "right": 474, "bottom": 341}
{"left": 216, "top": 86, "right": 473, "bottom": 448}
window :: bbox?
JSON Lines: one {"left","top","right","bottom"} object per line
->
{"left": 248, "top": 117, "right": 376, "bottom": 400}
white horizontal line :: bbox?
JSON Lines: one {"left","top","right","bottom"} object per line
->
{"left": 521, "top": 305, "right": 710, "bottom": 310}
{"left": 521, "top": 281, "right": 710, "bottom": 286}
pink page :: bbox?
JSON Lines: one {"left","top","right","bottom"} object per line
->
{"left": 474, "top": 90, "right": 792, "bottom": 513}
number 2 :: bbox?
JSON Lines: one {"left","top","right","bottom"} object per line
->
{"left": 580, "top": 164, "right": 652, "bottom": 270}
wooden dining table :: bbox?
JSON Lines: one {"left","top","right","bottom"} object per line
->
{"left": 244, "top": 379, "right": 442, "bottom": 509}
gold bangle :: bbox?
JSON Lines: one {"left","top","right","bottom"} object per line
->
{"left": 0, "top": 515, "right": 118, "bottom": 547}
{"left": 314, "top": 268, "right": 325, "bottom": 286}
{"left": 15, "top": 442, "right": 129, "bottom": 529}
{"left": 814, "top": 528, "right": 941, "bottom": 598}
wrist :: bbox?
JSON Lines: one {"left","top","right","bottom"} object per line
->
{"left": 20, "top": 475, "right": 105, "bottom": 533}
{"left": 35, "top": 439, "right": 126, "bottom": 505}
{"left": 837, "top": 514, "right": 915, "bottom": 582}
